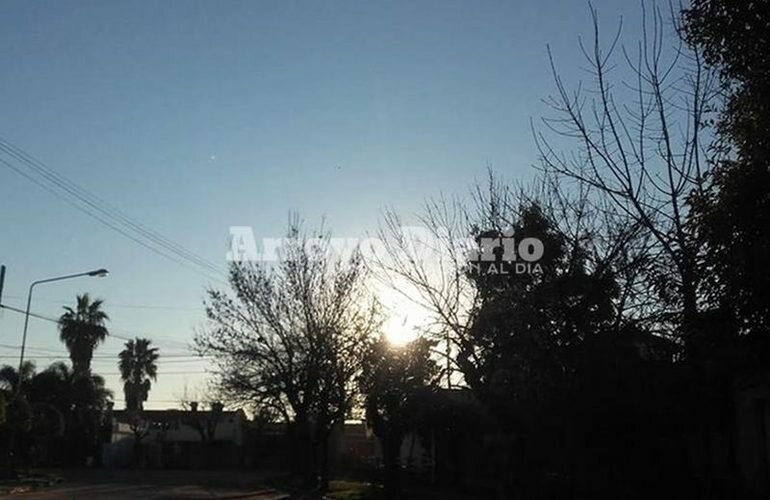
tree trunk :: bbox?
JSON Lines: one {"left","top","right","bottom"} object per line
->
{"left": 133, "top": 433, "right": 142, "bottom": 468}
{"left": 382, "top": 432, "right": 404, "bottom": 500}
{"left": 319, "top": 436, "right": 330, "bottom": 492}
{"left": 288, "top": 419, "right": 313, "bottom": 485}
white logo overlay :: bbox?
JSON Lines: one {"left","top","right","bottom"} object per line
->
{"left": 226, "top": 226, "right": 544, "bottom": 275}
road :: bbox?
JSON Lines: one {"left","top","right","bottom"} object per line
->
{"left": 12, "top": 470, "right": 289, "bottom": 499}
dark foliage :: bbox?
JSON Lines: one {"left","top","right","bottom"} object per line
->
{"left": 359, "top": 337, "right": 439, "bottom": 498}
{"left": 685, "top": 0, "right": 770, "bottom": 358}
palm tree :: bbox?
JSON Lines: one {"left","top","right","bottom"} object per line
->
{"left": 58, "top": 294, "right": 109, "bottom": 377}
{"left": 30, "top": 362, "right": 112, "bottom": 412}
{"left": 0, "top": 361, "right": 36, "bottom": 395}
{"left": 119, "top": 338, "right": 159, "bottom": 411}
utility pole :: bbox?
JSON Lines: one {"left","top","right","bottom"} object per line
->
{"left": 0, "top": 265, "right": 5, "bottom": 306}
{"left": 0, "top": 265, "right": 5, "bottom": 326}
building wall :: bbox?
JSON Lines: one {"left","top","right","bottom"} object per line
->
{"left": 104, "top": 412, "right": 246, "bottom": 469}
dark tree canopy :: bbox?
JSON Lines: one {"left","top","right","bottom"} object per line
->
{"left": 684, "top": 0, "right": 770, "bottom": 357}
{"left": 197, "top": 217, "right": 380, "bottom": 489}
{"left": 58, "top": 294, "right": 109, "bottom": 377}
{"left": 360, "top": 336, "right": 439, "bottom": 498}
{"left": 119, "top": 338, "right": 159, "bottom": 412}
{"left": 461, "top": 202, "right": 619, "bottom": 427}
{"left": 0, "top": 360, "right": 112, "bottom": 468}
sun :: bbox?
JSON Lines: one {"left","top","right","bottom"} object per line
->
{"left": 378, "top": 286, "right": 432, "bottom": 346}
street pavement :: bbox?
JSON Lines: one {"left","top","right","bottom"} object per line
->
{"left": 12, "top": 470, "right": 289, "bottom": 499}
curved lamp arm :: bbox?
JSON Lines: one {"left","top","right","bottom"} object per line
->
{"left": 16, "top": 268, "right": 109, "bottom": 391}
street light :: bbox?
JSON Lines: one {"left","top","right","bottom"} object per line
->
{"left": 16, "top": 268, "right": 109, "bottom": 390}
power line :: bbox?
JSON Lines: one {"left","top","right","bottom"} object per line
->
{"left": 1, "top": 294, "right": 200, "bottom": 311}
{"left": 91, "top": 357, "right": 211, "bottom": 362}
{"left": 0, "top": 355, "right": 210, "bottom": 361}
{"left": 0, "top": 137, "right": 227, "bottom": 283}
{"left": 0, "top": 303, "right": 136, "bottom": 343}
{"left": 0, "top": 303, "right": 80, "bottom": 329}
{"left": 0, "top": 343, "right": 203, "bottom": 357}
{"left": 0, "top": 156, "right": 221, "bottom": 283}
{"left": 0, "top": 346, "right": 205, "bottom": 359}
{"left": 111, "top": 399, "right": 183, "bottom": 404}
{"left": 100, "top": 371, "right": 209, "bottom": 376}
{"left": 0, "top": 304, "right": 194, "bottom": 348}
{"left": 0, "top": 138, "right": 224, "bottom": 276}
{"left": 0, "top": 343, "right": 67, "bottom": 353}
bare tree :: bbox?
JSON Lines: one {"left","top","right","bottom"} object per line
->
{"left": 195, "top": 216, "right": 380, "bottom": 489}
{"left": 373, "top": 193, "right": 477, "bottom": 389}
{"left": 372, "top": 168, "right": 645, "bottom": 390}
{"left": 177, "top": 385, "right": 224, "bottom": 444}
{"left": 534, "top": 3, "right": 720, "bottom": 349}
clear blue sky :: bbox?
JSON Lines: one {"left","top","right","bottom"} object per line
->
{"left": 0, "top": 0, "right": 668, "bottom": 408}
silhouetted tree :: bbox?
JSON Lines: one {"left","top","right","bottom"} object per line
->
{"left": 535, "top": 3, "right": 720, "bottom": 357}
{"left": 684, "top": 0, "right": 770, "bottom": 363}
{"left": 527, "top": 4, "right": 746, "bottom": 495}
{"left": 37, "top": 362, "right": 111, "bottom": 466}
{"left": 360, "top": 336, "right": 439, "bottom": 498}
{"left": 0, "top": 362, "right": 35, "bottom": 472}
{"left": 464, "top": 202, "right": 618, "bottom": 422}
{"left": 0, "top": 361, "right": 112, "bottom": 467}
{"left": 117, "top": 338, "right": 158, "bottom": 467}
{"left": 127, "top": 412, "right": 150, "bottom": 467}
{"left": 0, "top": 393, "right": 5, "bottom": 428}
{"left": 196, "top": 216, "right": 380, "bottom": 491}
{"left": 119, "top": 338, "right": 159, "bottom": 412}
{"left": 0, "top": 361, "right": 35, "bottom": 394}
{"left": 58, "top": 294, "right": 109, "bottom": 377}
{"left": 375, "top": 174, "right": 653, "bottom": 496}
{"left": 27, "top": 363, "right": 72, "bottom": 443}
{"left": 185, "top": 401, "right": 224, "bottom": 443}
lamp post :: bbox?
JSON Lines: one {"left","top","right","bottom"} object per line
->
{"left": 16, "top": 268, "right": 109, "bottom": 391}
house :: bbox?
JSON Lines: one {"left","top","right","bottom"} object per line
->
{"left": 103, "top": 403, "right": 247, "bottom": 469}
